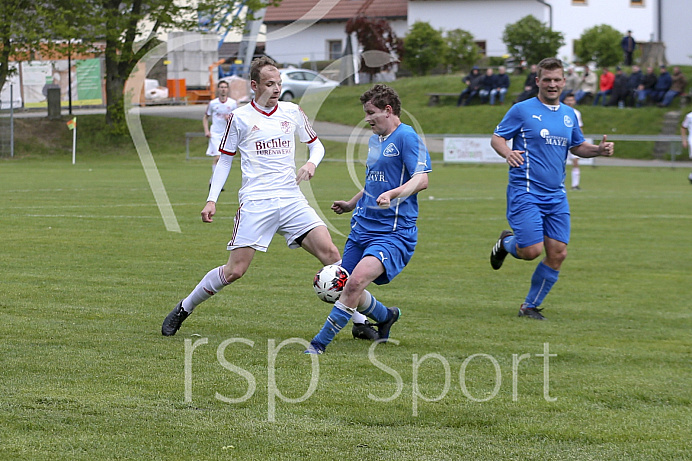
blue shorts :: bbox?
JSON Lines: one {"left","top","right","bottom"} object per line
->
{"left": 506, "top": 187, "right": 570, "bottom": 248}
{"left": 341, "top": 225, "right": 417, "bottom": 285}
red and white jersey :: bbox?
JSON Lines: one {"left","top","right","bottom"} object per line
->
{"left": 206, "top": 97, "right": 237, "bottom": 136}
{"left": 219, "top": 100, "right": 318, "bottom": 202}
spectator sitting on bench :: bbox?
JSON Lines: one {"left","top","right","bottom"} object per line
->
{"left": 457, "top": 66, "right": 483, "bottom": 106}
{"left": 490, "top": 66, "right": 511, "bottom": 105}
{"left": 636, "top": 66, "right": 658, "bottom": 107}
{"left": 479, "top": 68, "right": 496, "bottom": 104}
{"left": 651, "top": 65, "right": 672, "bottom": 104}
{"left": 513, "top": 64, "right": 538, "bottom": 103}
{"left": 625, "top": 65, "right": 643, "bottom": 107}
{"left": 575, "top": 65, "right": 597, "bottom": 105}
{"left": 658, "top": 66, "right": 687, "bottom": 107}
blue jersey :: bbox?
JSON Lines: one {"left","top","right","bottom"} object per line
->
{"left": 494, "top": 98, "right": 585, "bottom": 196}
{"left": 351, "top": 123, "right": 432, "bottom": 232}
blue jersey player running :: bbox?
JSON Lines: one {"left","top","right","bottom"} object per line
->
{"left": 306, "top": 84, "right": 431, "bottom": 354}
{"left": 489, "top": 57, "right": 614, "bottom": 320}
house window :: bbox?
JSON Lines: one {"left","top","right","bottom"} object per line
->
{"left": 327, "top": 40, "right": 342, "bottom": 60}
{"left": 631, "top": 0, "right": 643, "bottom": 6}
{"left": 572, "top": 0, "right": 586, "bottom": 4}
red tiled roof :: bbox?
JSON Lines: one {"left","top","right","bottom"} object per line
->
{"left": 264, "top": 0, "right": 408, "bottom": 24}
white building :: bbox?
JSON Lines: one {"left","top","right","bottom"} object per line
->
{"left": 262, "top": 0, "right": 690, "bottom": 67}
{"left": 263, "top": 0, "right": 408, "bottom": 65}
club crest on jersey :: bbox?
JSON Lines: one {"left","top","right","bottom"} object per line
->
{"left": 383, "top": 142, "right": 400, "bottom": 157}
{"left": 280, "top": 121, "right": 292, "bottom": 134}
{"left": 564, "top": 115, "right": 574, "bottom": 128}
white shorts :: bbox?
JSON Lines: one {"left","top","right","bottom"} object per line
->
{"left": 227, "top": 197, "right": 326, "bottom": 251}
{"left": 206, "top": 134, "right": 223, "bottom": 157}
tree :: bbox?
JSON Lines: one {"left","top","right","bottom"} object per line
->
{"left": 502, "top": 15, "right": 564, "bottom": 66}
{"left": 0, "top": 1, "right": 49, "bottom": 92}
{"left": 345, "top": 15, "right": 403, "bottom": 82}
{"left": 9, "top": 0, "right": 275, "bottom": 134}
{"left": 443, "top": 29, "right": 481, "bottom": 73}
{"left": 92, "top": 0, "right": 276, "bottom": 133}
{"left": 402, "top": 21, "right": 445, "bottom": 76}
{"left": 575, "top": 24, "right": 623, "bottom": 68}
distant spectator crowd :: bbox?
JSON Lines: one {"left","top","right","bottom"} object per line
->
{"left": 457, "top": 62, "right": 688, "bottom": 108}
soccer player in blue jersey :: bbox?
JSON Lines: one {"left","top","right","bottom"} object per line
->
{"left": 489, "top": 57, "right": 614, "bottom": 320}
{"left": 305, "top": 84, "right": 432, "bottom": 354}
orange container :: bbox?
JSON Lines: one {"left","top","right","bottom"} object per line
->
{"left": 166, "top": 79, "right": 187, "bottom": 98}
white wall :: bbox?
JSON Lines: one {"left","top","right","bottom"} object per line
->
{"left": 661, "top": 0, "right": 692, "bottom": 65}
{"left": 550, "top": 0, "right": 654, "bottom": 63}
{"left": 408, "top": 0, "right": 543, "bottom": 57}
{"left": 408, "top": 0, "right": 659, "bottom": 64}
{"left": 265, "top": 19, "right": 408, "bottom": 66}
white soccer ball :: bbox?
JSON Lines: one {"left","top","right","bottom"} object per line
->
{"left": 313, "top": 264, "right": 349, "bottom": 303}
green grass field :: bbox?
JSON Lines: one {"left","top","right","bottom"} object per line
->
{"left": 1, "top": 140, "right": 691, "bottom": 459}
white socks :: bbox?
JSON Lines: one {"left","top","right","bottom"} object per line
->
{"left": 572, "top": 167, "right": 580, "bottom": 188}
{"left": 182, "top": 266, "right": 228, "bottom": 313}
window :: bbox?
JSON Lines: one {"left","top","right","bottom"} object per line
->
{"left": 327, "top": 40, "right": 342, "bottom": 60}
{"left": 631, "top": 0, "right": 643, "bottom": 6}
{"left": 572, "top": 0, "right": 586, "bottom": 4}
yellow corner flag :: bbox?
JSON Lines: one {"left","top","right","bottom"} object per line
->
{"left": 67, "top": 117, "right": 77, "bottom": 130}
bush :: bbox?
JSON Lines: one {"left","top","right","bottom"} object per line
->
{"left": 502, "top": 15, "right": 564, "bottom": 65}
{"left": 402, "top": 21, "right": 446, "bottom": 76}
{"left": 575, "top": 24, "right": 623, "bottom": 68}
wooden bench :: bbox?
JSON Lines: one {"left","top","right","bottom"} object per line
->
{"left": 427, "top": 92, "right": 459, "bottom": 106}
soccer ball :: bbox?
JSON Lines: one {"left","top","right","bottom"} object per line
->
{"left": 313, "top": 264, "right": 349, "bottom": 303}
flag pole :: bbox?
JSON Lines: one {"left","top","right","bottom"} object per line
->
{"left": 72, "top": 121, "right": 76, "bottom": 164}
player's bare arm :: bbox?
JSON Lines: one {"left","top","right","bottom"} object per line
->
{"left": 571, "top": 135, "right": 614, "bottom": 158}
{"left": 332, "top": 190, "right": 364, "bottom": 214}
{"left": 491, "top": 134, "right": 525, "bottom": 167}
{"left": 201, "top": 201, "right": 216, "bottom": 223}
{"left": 376, "top": 173, "right": 429, "bottom": 208}
{"left": 203, "top": 113, "right": 211, "bottom": 137}
{"left": 681, "top": 126, "right": 689, "bottom": 149}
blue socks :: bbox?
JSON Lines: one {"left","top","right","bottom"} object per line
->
{"left": 503, "top": 234, "right": 519, "bottom": 258}
{"left": 311, "top": 291, "right": 391, "bottom": 348}
{"left": 524, "top": 261, "right": 560, "bottom": 308}
{"left": 311, "top": 301, "right": 353, "bottom": 347}
{"left": 358, "top": 290, "right": 389, "bottom": 324}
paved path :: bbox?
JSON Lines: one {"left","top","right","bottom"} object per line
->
{"left": 5, "top": 105, "right": 691, "bottom": 168}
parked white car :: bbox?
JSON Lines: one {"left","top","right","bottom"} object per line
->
{"left": 277, "top": 68, "right": 340, "bottom": 101}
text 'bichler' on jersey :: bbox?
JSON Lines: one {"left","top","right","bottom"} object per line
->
{"left": 352, "top": 123, "right": 432, "bottom": 232}
{"left": 494, "top": 98, "right": 585, "bottom": 196}
{"left": 219, "top": 100, "right": 318, "bottom": 203}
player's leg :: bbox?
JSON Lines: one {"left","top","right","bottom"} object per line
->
{"left": 519, "top": 202, "right": 569, "bottom": 320}
{"left": 299, "top": 223, "right": 375, "bottom": 337}
{"left": 571, "top": 157, "right": 581, "bottom": 190}
{"left": 162, "top": 247, "right": 256, "bottom": 336}
{"left": 491, "top": 190, "right": 544, "bottom": 269}
{"left": 306, "top": 256, "right": 386, "bottom": 354}
{"left": 163, "top": 200, "right": 278, "bottom": 336}
{"left": 298, "top": 225, "right": 341, "bottom": 266}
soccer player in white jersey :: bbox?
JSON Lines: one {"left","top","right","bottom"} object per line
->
{"left": 305, "top": 84, "right": 432, "bottom": 354}
{"left": 563, "top": 92, "right": 584, "bottom": 190}
{"left": 681, "top": 111, "right": 692, "bottom": 184}
{"left": 203, "top": 80, "right": 237, "bottom": 188}
{"left": 161, "top": 56, "right": 356, "bottom": 337}
{"left": 489, "top": 57, "right": 614, "bottom": 320}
